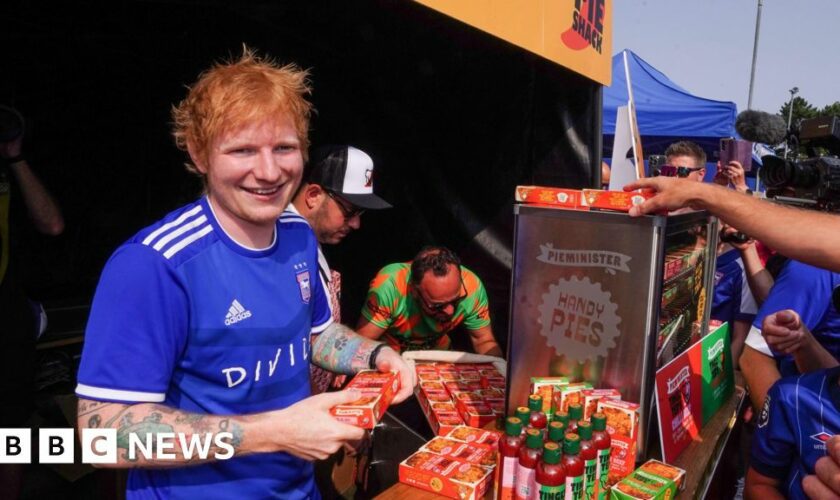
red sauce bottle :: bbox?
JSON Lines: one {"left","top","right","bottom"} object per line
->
{"left": 591, "top": 412, "right": 612, "bottom": 500}
{"left": 561, "top": 434, "right": 585, "bottom": 500}
{"left": 515, "top": 406, "right": 531, "bottom": 435}
{"left": 567, "top": 404, "right": 584, "bottom": 434}
{"left": 535, "top": 441, "right": 566, "bottom": 499}
{"left": 496, "top": 417, "right": 524, "bottom": 500}
{"left": 547, "top": 420, "right": 566, "bottom": 445}
{"left": 577, "top": 421, "right": 598, "bottom": 500}
{"left": 528, "top": 394, "right": 548, "bottom": 434}
{"left": 514, "top": 428, "right": 543, "bottom": 500}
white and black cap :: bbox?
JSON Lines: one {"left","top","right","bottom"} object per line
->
{"left": 306, "top": 145, "right": 392, "bottom": 209}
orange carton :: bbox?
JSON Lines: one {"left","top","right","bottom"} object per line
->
{"left": 421, "top": 437, "right": 497, "bottom": 468}
{"left": 330, "top": 370, "right": 400, "bottom": 429}
{"left": 431, "top": 411, "right": 466, "bottom": 436}
{"left": 552, "top": 382, "right": 593, "bottom": 414}
{"left": 596, "top": 399, "right": 641, "bottom": 485}
{"left": 581, "top": 388, "right": 622, "bottom": 420}
{"left": 446, "top": 426, "right": 502, "bottom": 448}
{"left": 515, "top": 185, "right": 582, "bottom": 208}
{"left": 456, "top": 401, "right": 496, "bottom": 429}
{"left": 581, "top": 189, "right": 656, "bottom": 212}
{"left": 530, "top": 376, "right": 570, "bottom": 415}
{"left": 399, "top": 451, "right": 494, "bottom": 500}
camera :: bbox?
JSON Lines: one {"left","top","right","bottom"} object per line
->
{"left": 760, "top": 115, "right": 840, "bottom": 211}
{"left": 719, "top": 228, "right": 750, "bottom": 245}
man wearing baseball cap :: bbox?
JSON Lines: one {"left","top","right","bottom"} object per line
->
{"left": 288, "top": 145, "right": 392, "bottom": 391}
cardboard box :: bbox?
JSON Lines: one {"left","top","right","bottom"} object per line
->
{"left": 330, "top": 370, "right": 400, "bottom": 429}
{"left": 515, "top": 185, "right": 582, "bottom": 208}
{"left": 553, "top": 382, "right": 593, "bottom": 414}
{"left": 610, "top": 460, "right": 686, "bottom": 499}
{"left": 581, "top": 388, "right": 622, "bottom": 420}
{"left": 399, "top": 451, "right": 494, "bottom": 500}
{"left": 597, "top": 399, "right": 641, "bottom": 485}
{"left": 529, "top": 376, "right": 569, "bottom": 415}
{"left": 445, "top": 426, "right": 502, "bottom": 448}
{"left": 421, "top": 437, "right": 497, "bottom": 468}
{"left": 582, "top": 189, "right": 656, "bottom": 212}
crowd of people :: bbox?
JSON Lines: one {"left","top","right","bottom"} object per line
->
{"left": 4, "top": 44, "right": 839, "bottom": 500}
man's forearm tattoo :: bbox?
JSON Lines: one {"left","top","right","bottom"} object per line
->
{"left": 311, "top": 323, "right": 381, "bottom": 374}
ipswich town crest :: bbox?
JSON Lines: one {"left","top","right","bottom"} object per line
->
{"left": 296, "top": 270, "right": 311, "bottom": 303}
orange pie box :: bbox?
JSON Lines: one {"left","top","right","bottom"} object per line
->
{"left": 420, "top": 437, "right": 497, "bottom": 468}
{"left": 596, "top": 399, "right": 641, "bottom": 484}
{"left": 478, "top": 367, "right": 503, "bottom": 377}
{"left": 515, "top": 185, "right": 582, "bottom": 209}
{"left": 398, "top": 451, "right": 494, "bottom": 500}
{"left": 552, "top": 382, "right": 593, "bottom": 414}
{"left": 438, "top": 371, "right": 461, "bottom": 381}
{"left": 530, "top": 376, "right": 570, "bottom": 415}
{"left": 457, "top": 402, "right": 496, "bottom": 429}
{"left": 329, "top": 370, "right": 400, "bottom": 429}
{"left": 581, "top": 388, "right": 622, "bottom": 420}
{"left": 445, "top": 381, "right": 482, "bottom": 393}
{"left": 481, "top": 376, "right": 506, "bottom": 390}
{"left": 420, "top": 381, "right": 447, "bottom": 392}
{"left": 476, "top": 388, "right": 505, "bottom": 402}
{"left": 430, "top": 411, "right": 465, "bottom": 436}
{"left": 459, "top": 371, "right": 481, "bottom": 381}
{"left": 418, "top": 371, "right": 441, "bottom": 381}
{"left": 581, "top": 189, "right": 656, "bottom": 212}
{"left": 445, "top": 425, "right": 502, "bottom": 447}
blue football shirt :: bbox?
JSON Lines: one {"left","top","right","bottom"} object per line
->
{"left": 76, "top": 197, "right": 331, "bottom": 499}
{"left": 711, "top": 249, "right": 757, "bottom": 325}
{"left": 746, "top": 260, "right": 840, "bottom": 376}
{"left": 751, "top": 367, "right": 840, "bottom": 499}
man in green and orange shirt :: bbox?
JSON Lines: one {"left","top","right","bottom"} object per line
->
{"left": 357, "top": 246, "right": 503, "bottom": 357}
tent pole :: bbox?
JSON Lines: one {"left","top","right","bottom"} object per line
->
{"left": 747, "top": 0, "right": 763, "bottom": 110}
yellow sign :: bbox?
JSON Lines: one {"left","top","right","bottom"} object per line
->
{"left": 414, "top": 0, "right": 612, "bottom": 85}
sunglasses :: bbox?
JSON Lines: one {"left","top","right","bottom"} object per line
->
{"left": 416, "top": 277, "right": 468, "bottom": 314}
{"left": 325, "top": 190, "right": 366, "bottom": 220}
{"left": 655, "top": 165, "right": 704, "bottom": 178}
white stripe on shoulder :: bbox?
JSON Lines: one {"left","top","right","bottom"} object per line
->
{"left": 142, "top": 205, "right": 204, "bottom": 246}
{"left": 311, "top": 317, "right": 334, "bottom": 335}
{"left": 163, "top": 224, "right": 214, "bottom": 259}
{"left": 280, "top": 214, "right": 308, "bottom": 224}
{"left": 76, "top": 383, "right": 166, "bottom": 403}
{"left": 153, "top": 215, "right": 208, "bottom": 251}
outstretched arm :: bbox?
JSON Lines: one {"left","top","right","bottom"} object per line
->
{"left": 2, "top": 135, "right": 64, "bottom": 235}
{"left": 468, "top": 325, "right": 503, "bottom": 357}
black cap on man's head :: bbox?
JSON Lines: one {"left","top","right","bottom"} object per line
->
{"left": 306, "top": 145, "right": 392, "bottom": 209}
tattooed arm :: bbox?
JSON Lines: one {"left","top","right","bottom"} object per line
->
{"left": 311, "top": 322, "right": 416, "bottom": 403}
{"left": 76, "top": 390, "right": 367, "bottom": 467}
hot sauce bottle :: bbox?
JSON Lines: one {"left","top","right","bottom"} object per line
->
{"left": 548, "top": 420, "right": 566, "bottom": 445}
{"left": 514, "top": 428, "right": 543, "bottom": 500}
{"left": 561, "top": 434, "right": 585, "bottom": 500}
{"left": 496, "top": 417, "right": 524, "bottom": 500}
{"left": 591, "top": 412, "right": 612, "bottom": 500}
{"left": 577, "top": 421, "right": 598, "bottom": 500}
{"left": 552, "top": 410, "right": 569, "bottom": 428}
{"left": 535, "top": 442, "right": 566, "bottom": 500}
{"left": 567, "top": 404, "right": 584, "bottom": 434}
{"left": 528, "top": 394, "right": 548, "bottom": 434}
{"left": 515, "top": 406, "right": 531, "bottom": 435}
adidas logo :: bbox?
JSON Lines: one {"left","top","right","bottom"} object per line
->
{"left": 224, "top": 299, "right": 252, "bottom": 326}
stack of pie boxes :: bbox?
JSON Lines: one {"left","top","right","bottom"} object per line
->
{"left": 415, "top": 362, "right": 506, "bottom": 436}
{"left": 529, "top": 377, "right": 642, "bottom": 488}
{"left": 398, "top": 425, "right": 502, "bottom": 500}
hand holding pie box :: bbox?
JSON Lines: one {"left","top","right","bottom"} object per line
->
{"left": 329, "top": 370, "right": 400, "bottom": 429}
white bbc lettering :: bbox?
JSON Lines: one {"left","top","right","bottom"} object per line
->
{"left": 0, "top": 429, "right": 31, "bottom": 463}
{"left": 156, "top": 433, "right": 177, "bottom": 459}
{"left": 82, "top": 429, "right": 117, "bottom": 464}
{"left": 39, "top": 429, "right": 74, "bottom": 464}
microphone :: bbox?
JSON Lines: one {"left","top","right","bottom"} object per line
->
{"left": 735, "top": 110, "right": 788, "bottom": 145}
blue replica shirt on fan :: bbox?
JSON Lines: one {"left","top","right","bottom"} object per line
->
{"left": 747, "top": 260, "right": 840, "bottom": 376}
{"left": 711, "top": 249, "right": 758, "bottom": 325}
{"left": 76, "top": 197, "right": 332, "bottom": 500}
{"left": 751, "top": 367, "right": 840, "bottom": 499}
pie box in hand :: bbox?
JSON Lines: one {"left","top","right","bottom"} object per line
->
{"left": 329, "top": 370, "right": 400, "bottom": 429}
{"left": 515, "top": 185, "right": 582, "bottom": 209}
{"left": 398, "top": 451, "right": 494, "bottom": 500}
{"left": 581, "top": 388, "right": 622, "bottom": 420}
{"left": 596, "top": 399, "right": 641, "bottom": 485}
{"left": 581, "top": 189, "right": 657, "bottom": 213}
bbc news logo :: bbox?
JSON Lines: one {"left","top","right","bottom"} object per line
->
{"left": 0, "top": 429, "right": 235, "bottom": 464}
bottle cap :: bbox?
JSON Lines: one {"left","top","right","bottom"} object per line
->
{"left": 525, "top": 428, "right": 543, "bottom": 449}
{"left": 553, "top": 411, "right": 570, "bottom": 425}
{"left": 577, "top": 421, "right": 593, "bottom": 440}
{"left": 592, "top": 412, "right": 607, "bottom": 431}
{"left": 528, "top": 394, "right": 543, "bottom": 412}
{"left": 515, "top": 406, "right": 531, "bottom": 422}
{"left": 569, "top": 404, "right": 583, "bottom": 420}
{"left": 564, "top": 433, "right": 581, "bottom": 455}
{"left": 505, "top": 417, "right": 523, "bottom": 436}
{"left": 542, "top": 442, "right": 561, "bottom": 464}
{"left": 548, "top": 421, "right": 566, "bottom": 442}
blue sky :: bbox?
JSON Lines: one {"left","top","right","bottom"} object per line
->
{"left": 612, "top": 0, "right": 840, "bottom": 115}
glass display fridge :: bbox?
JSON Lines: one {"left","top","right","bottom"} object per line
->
{"left": 506, "top": 204, "right": 718, "bottom": 459}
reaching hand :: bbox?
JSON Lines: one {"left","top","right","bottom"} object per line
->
{"left": 623, "top": 177, "right": 704, "bottom": 216}
{"left": 374, "top": 346, "right": 416, "bottom": 404}
{"left": 270, "top": 390, "right": 366, "bottom": 461}
{"left": 803, "top": 435, "right": 840, "bottom": 499}
{"left": 761, "top": 309, "right": 809, "bottom": 355}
